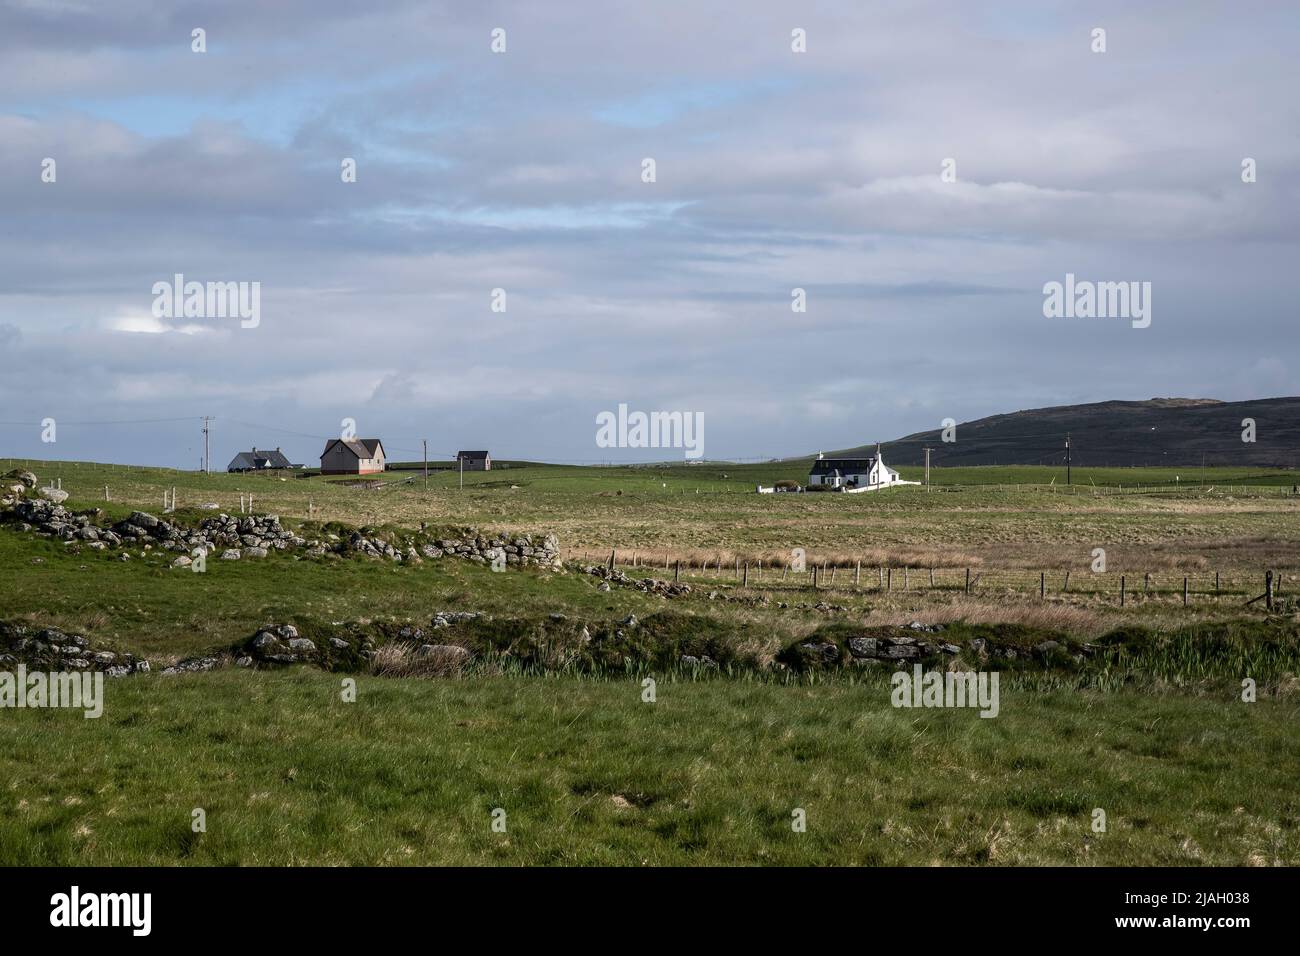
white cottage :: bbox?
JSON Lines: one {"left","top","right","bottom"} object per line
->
{"left": 807, "top": 446, "right": 901, "bottom": 490}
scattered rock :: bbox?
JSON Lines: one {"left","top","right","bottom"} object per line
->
{"left": 161, "top": 656, "right": 222, "bottom": 675}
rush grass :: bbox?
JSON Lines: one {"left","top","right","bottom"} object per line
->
{"left": 0, "top": 669, "right": 1295, "bottom": 866}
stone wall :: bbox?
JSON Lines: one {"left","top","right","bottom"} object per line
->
{"left": 1, "top": 470, "right": 561, "bottom": 569}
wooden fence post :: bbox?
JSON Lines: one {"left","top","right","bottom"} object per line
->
{"left": 887, "top": 568, "right": 892, "bottom": 592}
{"left": 964, "top": 569, "right": 970, "bottom": 594}
{"left": 854, "top": 560, "right": 860, "bottom": 585}
{"left": 1120, "top": 575, "right": 1126, "bottom": 607}
{"left": 1183, "top": 577, "right": 1188, "bottom": 606}
{"left": 674, "top": 560, "right": 680, "bottom": 583}
{"left": 812, "top": 566, "right": 818, "bottom": 589}
{"left": 743, "top": 562, "right": 749, "bottom": 587}
{"left": 1063, "top": 570, "right": 1070, "bottom": 592}
{"left": 1265, "top": 570, "right": 1274, "bottom": 611}
{"left": 1040, "top": 572, "right": 1045, "bottom": 600}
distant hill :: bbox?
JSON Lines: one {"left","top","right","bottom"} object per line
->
{"left": 824, "top": 398, "right": 1300, "bottom": 468}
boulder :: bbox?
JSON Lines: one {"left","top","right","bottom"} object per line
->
{"left": 415, "top": 644, "right": 471, "bottom": 665}
{"left": 3, "top": 469, "right": 37, "bottom": 489}
{"left": 38, "top": 488, "right": 69, "bottom": 504}
{"left": 848, "top": 637, "right": 880, "bottom": 658}
{"left": 884, "top": 644, "right": 921, "bottom": 659}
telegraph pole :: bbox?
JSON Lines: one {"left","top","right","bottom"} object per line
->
{"left": 923, "top": 446, "right": 932, "bottom": 489}
{"left": 423, "top": 440, "right": 428, "bottom": 492}
{"left": 201, "top": 416, "right": 214, "bottom": 474}
{"left": 459, "top": 453, "right": 463, "bottom": 491}
{"left": 1065, "top": 433, "right": 1071, "bottom": 486}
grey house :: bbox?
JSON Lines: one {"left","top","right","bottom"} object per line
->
{"left": 321, "top": 438, "right": 386, "bottom": 475}
{"left": 456, "top": 450, "right": 491, "bottom": 471}
{"left": 227, "top": 447, "right": 298, "bottom": 472}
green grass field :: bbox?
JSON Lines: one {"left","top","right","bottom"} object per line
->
{"left": 3, "top": 458, "right": 1299, "bottom": 865}
{"left": 6, "top": 458, "right": 1300, "bottom": 574}
{"left": 2, "top": 670, "right": 1296, "bottom": 866}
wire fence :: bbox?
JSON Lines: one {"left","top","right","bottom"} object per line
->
{"left": 574, "top": 548, "right": 1291, "bottom": 607}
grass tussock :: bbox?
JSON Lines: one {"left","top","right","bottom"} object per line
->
{"left": 370, "top": 642, "right": 471, "bottom": 679}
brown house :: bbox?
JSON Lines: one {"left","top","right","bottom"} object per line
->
{"left": 320, "top": 438, "right": 386, "bottom": 475}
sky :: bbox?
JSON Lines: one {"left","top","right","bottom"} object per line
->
{"left": 0, "top": 0, "right": 1297, "bottom": 467}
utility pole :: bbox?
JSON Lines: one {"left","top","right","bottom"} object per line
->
{"left": 923, "top": 447, "right": 932, "bottom": 489}
{"left": 423, "top": 440, "right": 428, "bottom": 492}
{"left": 201, "top": 416, "right": 214, "bottom": 474}
{"left": 459, "top": 453, "right": 463, "bottom": 491}
{"left": 1065, "top": 433, "right": 1071, "bottom": 486}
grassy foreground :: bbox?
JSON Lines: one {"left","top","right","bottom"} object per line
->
{"left": 1, "top": 669, "right": 1296, "bottom": 866}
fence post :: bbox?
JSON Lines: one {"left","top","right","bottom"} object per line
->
{"left": 1120, "top": 575, "right": 1126, "bottom": 607}
{"left": 887, "top": 568, "right": 892, "bottom": 592}
{"left": 1040, "top": 572, "right": 1045, "bottom": 600}
{"left": 608, "top": 549, "right": 616, "bottom": 571}
{"left": 1183, "top": 577, "right": 1188, "bottom": 606}
{"left": 1215, "top": 571, "right": 1220, "bottom": 593}
{"left": 674, "top": 560, "right": 680, "bottom": 583}
{"left": 929, "top": 567, "right": 935, "bottom": 588}
{"left": 964, "top": 568, "right": 970, "bottom": 594}
{"left": 812, "top": 566, "right": 818, "bottom": 589}
{"left": 855, "top": 560, "right": 860, "bottom": 585}
{"left": 1265, "top": 570, "right": 1274, "bottom": 611}
{"left": 743, "top": 562, "right": 749, "bottom": 587}
{"left": 1063, "top": 570, "right": 1070, "bottom": 592}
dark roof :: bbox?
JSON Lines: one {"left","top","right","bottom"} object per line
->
{"left": 228, "top": 448, "right": 293, "bottom": 470}
{"left": 809, "top": 457, "right": 877, "bottom": 475}
{"left": 322, "top": 438, "right": 385, "bottom": 460}
{"left": 457, "top": 450, "right": 490, "bottom": 458}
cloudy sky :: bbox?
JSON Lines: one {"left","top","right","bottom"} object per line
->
{"left": 1, "top": 0, "right": 1296, "bottom": 467}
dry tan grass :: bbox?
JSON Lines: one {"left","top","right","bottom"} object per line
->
{"left": 574, "top": 545, "right": 985, "bottom": 572}
{"left": 370, "top": 642, "right": 470, "bottom": 678}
